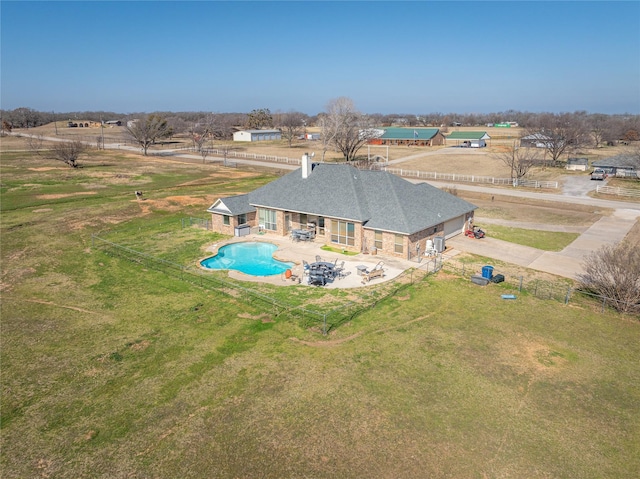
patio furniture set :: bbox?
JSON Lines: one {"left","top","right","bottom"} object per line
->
{"left": 303, "top": 256, "right": 349, "bottom": 286}
{"left": 291, "top": 228, "right": 315, "bottom": 242}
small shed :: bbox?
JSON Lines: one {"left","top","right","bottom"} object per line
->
{"left": 566, "top": 157, "right": 589, "bottom": 171}
{"left": 446, "top": 131, "right": 491, "bottom": 148}
{"left": 233, "top": 129, "right": 282, "bottom": 142}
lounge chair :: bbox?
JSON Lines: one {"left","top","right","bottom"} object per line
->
{"left": 361, "top": 267, "right": 384, "bottom": 284}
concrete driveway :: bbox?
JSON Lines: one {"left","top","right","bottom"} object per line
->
{"left": 447, "top": 208, "right": 640, "bottom": 279}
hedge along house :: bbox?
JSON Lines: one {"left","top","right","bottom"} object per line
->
{"left": 446, "top": 131, "right": 491, "bottom": 147}
{"left": 369, "top": 128, "right": 446, "bottom": 147}
{"left": 233, "top": 129, "right": 282, "bottom": 142}
{"left": 207, "top": 155, "right": 477, "bottom": 259}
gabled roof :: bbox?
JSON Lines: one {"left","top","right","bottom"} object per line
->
{"left": 592, "top": 155, "right": 639, "bottom": 169}
{"left": 521, "top": 133, "right": 552, "bottom": 140}
{"left": 446, "top": 131, "right": 491, "bottom": 140}
{"left": 380, "top": 128, "right": 441, "bottom": 140}
{"left": 207, "top": 194, "right": 255, "bottom": 216}
{"left": 567, "top": 157, "right": 589, "bottom": 165}
{"left": 211, "top": 164, "right": 476, "bottom": 235}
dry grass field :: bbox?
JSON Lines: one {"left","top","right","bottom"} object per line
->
{"left": 4, "top": 123, "right": 633, "bottom": 183}
{"left": 2, "top": 146, "right": 640, "bottom": 478}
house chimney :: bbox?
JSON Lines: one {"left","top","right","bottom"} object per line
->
{"left": 302, "top": 153, "right": 312, "bottom": 179}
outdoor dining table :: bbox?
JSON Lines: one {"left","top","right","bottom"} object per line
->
{"left": 307, "top": 261, "right": 336, "bottom": 285}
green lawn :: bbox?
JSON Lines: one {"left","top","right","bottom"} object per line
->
{"left": 480, "top": 224, "right": 580, "bottom": 251}
{"left": 2, "top": 150, "right": 639, "bottom": 478}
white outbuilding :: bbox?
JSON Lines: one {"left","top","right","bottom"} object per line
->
{"left": 233, "top": 129, "right": 282, "bottom": 142}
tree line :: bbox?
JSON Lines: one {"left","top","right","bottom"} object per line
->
{"left": 3, "top": 106, "right": 638, "bottom": 140}
{"left": 3, "top": 103, "right": 640, "bottom": 165}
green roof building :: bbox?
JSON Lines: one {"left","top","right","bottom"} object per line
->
{"left": 445, "top": 131, "right": 491, "bottom": 148}
{"left": 370, "top": 128, "right": 446, "bottom": 146}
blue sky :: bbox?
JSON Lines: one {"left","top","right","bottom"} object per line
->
{"left": 1, "top": 1, "right": 639, "bottom": 115}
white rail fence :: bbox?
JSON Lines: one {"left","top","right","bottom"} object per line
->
{"left": 596, "top": 185, "right": 640, "bottom": 198}
{"left": 201, "top": 148, "right": 302, "bottom": 165}
{"left": 163, "top": 146, "right": 560, "bottom": 189}
{"left": 382, "top": 167, "right": 558, "bottom": 189}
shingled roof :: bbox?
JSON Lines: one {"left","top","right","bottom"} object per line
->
{"left": 215, "top": 164, "right": 476, "bottom": 235}
{"left": 446, "top": 131, "right": 491, "bottom": 140}
{"left": 207, "top": 194, "right": 255, "bottom": 216}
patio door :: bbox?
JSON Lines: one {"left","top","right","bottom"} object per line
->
{"left": 285, "top": 214, "right": 291, "bottom": 232}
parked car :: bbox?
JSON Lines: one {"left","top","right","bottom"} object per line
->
{"left": 590, "top": 168, "right": 606, "bottom": 180}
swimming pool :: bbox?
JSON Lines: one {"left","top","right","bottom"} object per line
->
{"left": 200, "top": 242, "right": 294, "bottom": 277}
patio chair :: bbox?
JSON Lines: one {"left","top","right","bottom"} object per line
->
{"left": 361, "top": 267, "right": 384, "bottom": 284}
{"left": 315, "top": 255, "right": 323, "bottom": 263}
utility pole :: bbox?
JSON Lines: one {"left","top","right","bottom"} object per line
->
{"left": 100, "top": 117, "right": 105, "bottom": 150}
{"left": 53, "top": 111, "right": 58, "bottom": 135}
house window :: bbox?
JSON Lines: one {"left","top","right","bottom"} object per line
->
{"left": 223, "top": 215, "right": 230, "bottom": 226}
{"left": 318, "top": 217, "right": 325, "bottom": 235}
{"left": 258, "top": 208, "right": 277, "bottom": 231}
{"left": 237, "top": 213, "right": 247, "bottom": 225}
{"left": 374, "top": 230, "right": 383, "bottom": 250}
{"left": 330, "top": 220, "right": 355, "bottom": 246}
{"left": 394, "top": 234, "right": 404, "bottom": 254}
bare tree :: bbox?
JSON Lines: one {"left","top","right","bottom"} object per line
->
{"left": 578, "top": 243, "right": 640, "bottom": 314}
{"left": 277, "top": 111, "right": 306, "bottom": 147}
{"left": 125, "top": 115, "right": 172, "bottom": 155}
{"left": 588, "top": 113, "right": 617, "bottom": 148}
{"left": 1, "top": 120, "right": 12, "bottom": 135}
{"left": 26, "top": 134, "right": 45, "bottom": 157}
{"left": 494, "top": 141, "right": 541, "bottom": 183}
{"left": 188, "top": 122, "right": 210, "bottom": 152}
{"left": 246, "top": 108, "right": 273, "bottom": 129}
{"left": 527, "top": 112, "right": 588, "bottom": 164}
{"left": 30, "top": 140, "right": 88, "bottom": 168}
{"left": 320, "top": 97, "right": 377, "bottom": 162}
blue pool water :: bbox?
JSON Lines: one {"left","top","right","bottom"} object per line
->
{"left": 200, "top": 242, "right": 294, "bottom": 276}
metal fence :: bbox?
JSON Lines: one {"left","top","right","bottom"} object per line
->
{"left": 90, "top": 230, "right": 439, "bottom": 335}
{"left": 443, "top": 258, "right": 639, "bottom": 314}
{"left": 181, "top": 217, "right": 211, "bottom": 230}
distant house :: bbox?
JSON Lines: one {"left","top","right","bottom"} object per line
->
{"left": 566, "top": 158, "right": 589, "bottom": 171}
{"left": 233, "top": 129, "right": 282, "bottom": 142}
{"left": 520, "top": 133, "right": 554, "bottom": 148}
{"left": 592, "top": 155, "right": 639, "bottom": 178}
{"left": 446, "top": 131, "right": 491, "bottom": 148}
{"left": 369, "top": 128, "right": 446, "bottom": 147}
{"left": 207, "top": 155, "right": 477, "bottom": 258}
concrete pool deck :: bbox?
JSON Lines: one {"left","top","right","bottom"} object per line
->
{"left": 202, "top": 234, "right": 426, "bottom": 289}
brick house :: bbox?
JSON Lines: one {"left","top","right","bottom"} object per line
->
{"left": 207, "top": 155, "right": 477, "bottom": 259}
